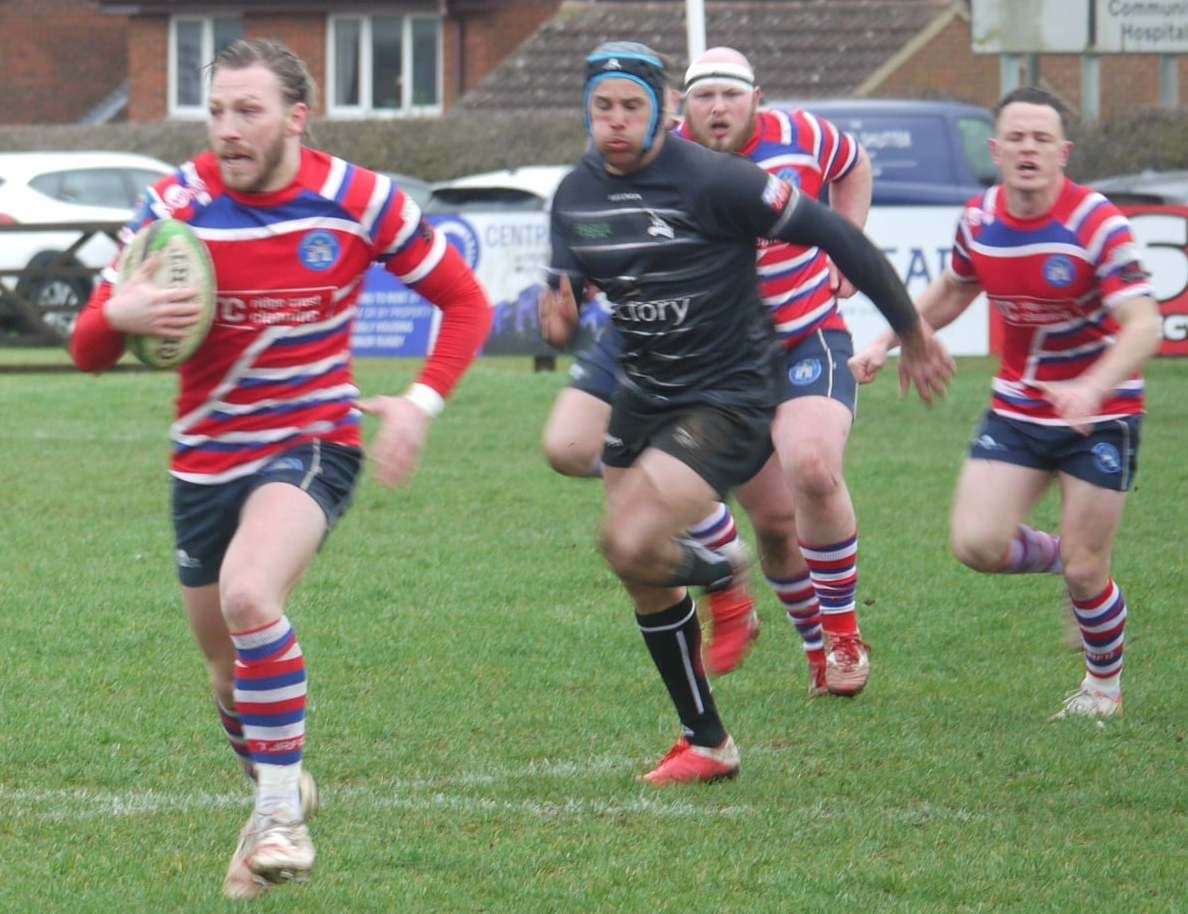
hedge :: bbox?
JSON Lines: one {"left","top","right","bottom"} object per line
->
{"left": 1, "top": 106, "right": 1184, "bottom": 183}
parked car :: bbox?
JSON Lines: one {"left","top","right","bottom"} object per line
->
{"left": 769, "top": 98, "right": 999, "bottom": 205}
{"left": 424, "top": 165, "right": 571, "bottom": 213}
{"left": 1090, "top": 169, "right": 1188, "bottom": 206}
{"left": 383, "top": 171, "right": 433, "bottom": 210}
{"left": 0, "top": 150, "right": 174, "bottom": 334}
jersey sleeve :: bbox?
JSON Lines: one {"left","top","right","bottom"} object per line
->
{"left": 368, "top": 181, "right": 491, "bottom": 400}
{"left": 799, "top": 110, "right": 861, "bottom": 183}
{"left": 1083, "top": 200, "right": 1154, "bottom": 309}
{"left": 70, "top": 189, "right": 165, "bottom": 373}
{"left": 694, "top": 151, "right": 797, "bottom": 240}
{"left": 546, "top": 178, "right": 590, "bottom": 293}
{"left": 947, "top": 209, "right": 980, "bottom": 283}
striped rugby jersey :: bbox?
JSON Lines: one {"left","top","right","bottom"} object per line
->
{"left": 681, "top": 108, "right": 861, "bottom": 349}
{"left": 948, "top": 178, "right": 1154, "bottom": 426}
{"left": 80, "top": 147, "right": 476, "bottom": 484}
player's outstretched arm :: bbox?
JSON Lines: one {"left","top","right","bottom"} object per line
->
{"left": 1034, "top": 294, "right": 1163, "bottom": 434}
{"left": 771, "top": 194, "right": 955, "bottom": 404}
{"left": 850, "top": 272, "right": 980, "bottom": 386}
{"left": 362, "top": 242, "right": 492, "bottom": 489}
{"left": 538, "top": 272, "right": 580, "bottom": 349}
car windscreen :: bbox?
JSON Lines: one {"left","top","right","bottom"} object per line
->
{"left": 30, "top": 168, "right": 137, "bottom": 208}
{"left": 424, "top": 187, "right": 545, "bottom": 213}
{"left": 817, "top": 114, "right": 959, "bottom": 185}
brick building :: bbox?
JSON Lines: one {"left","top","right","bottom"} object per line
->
{"left": 0, "top": 1, "right": 1182, "bottom": 125}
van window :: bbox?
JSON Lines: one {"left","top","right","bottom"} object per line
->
{"left": 825, "top": 115, "right": 957, "bottom": 184}
{"left": 425, "top": 187, "right": 545, "bottom": 213}
{"left": 958, "top": 117, "right": 997, "bottom": 186}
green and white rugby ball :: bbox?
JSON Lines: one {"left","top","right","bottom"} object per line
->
{"left": 118, "top": 218, "right": 216, "bottom": 369}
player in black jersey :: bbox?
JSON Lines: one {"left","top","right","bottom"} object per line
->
{"left": 541, "top": 42, "right": 953, "bottom": 785}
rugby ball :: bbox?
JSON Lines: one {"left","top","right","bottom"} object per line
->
{"left": 118, "top": 219, "right": 216, "bottom": 369}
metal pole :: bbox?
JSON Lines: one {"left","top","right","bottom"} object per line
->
{"left": 1081, "top": 54, "right": 1100, "bottom": 123}
{"left": 1000, "top": 53, "right": 1021, "bottom": 95}
{"left": 1160, "top": 54, "right": 1180, "bottom": 109}
{"left": 686, "top": 0, "right": 706, "bottom": 61}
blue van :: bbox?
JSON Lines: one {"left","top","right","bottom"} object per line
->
{"left": 773, "top": 99, "right": 999, "bottom": 205}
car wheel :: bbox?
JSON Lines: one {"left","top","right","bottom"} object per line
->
{"left": 14, "top": 250, "right": 94, "bottom": 337}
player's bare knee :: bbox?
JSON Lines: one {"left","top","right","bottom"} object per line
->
{"left": 600, "top": 523, "right": 654, "bottom": 580}
{"left": 219, "top": 580, "right": 279, "bottom": 631}
{"left": 1061, "top": 552, "right": 1110, "bottom": 597}
{"left": 950, "top": 528, "right": 1008, "bottom": 573}
{"left": 789, "top": 449, "right": 841, "bottom": 501}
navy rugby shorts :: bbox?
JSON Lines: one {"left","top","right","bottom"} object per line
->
{"left": 968, "top": 411, "right": 1141, "bottom": 492}
{"left": 780, "top": 329, "right": 858, "bottom": 413}
{"left": 172, "top": 440, "right": 362, "bottom": 587}
{"left": 568, "top": 322, "right": 623, "bottom": 404}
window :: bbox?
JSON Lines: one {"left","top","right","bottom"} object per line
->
{"left": 328, "top": 14, "right": 441, "bottom": 117}
{"left": 30, "top": 169, "right": 133, "bottom": 208}
{"left": 170, "top": 16, "right": 244, "bottom": 118}
{"left": 957, "top": 116, "right": 998, "bottom": 187}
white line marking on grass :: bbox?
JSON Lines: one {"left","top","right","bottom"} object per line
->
{"left": 0, "top": 784, "right": 750, "bottom": 822}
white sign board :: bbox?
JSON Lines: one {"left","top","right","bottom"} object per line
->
{"left": 1095, "top": 0, "right": 1188, "bottom": 53}
{"left": 972, "top": 0, "right": 1188, "bottom": 53}
{"left": 972, "top": 0, "right": 1091, "bottom": 53}
{"left": 843, "top": 207, "right": 988, "bottom": 356}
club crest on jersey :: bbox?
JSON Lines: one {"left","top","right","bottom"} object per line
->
{"left": 777, "top": 168, "right": 801, "bottom": 189}
{"left": 162, "top": 184, "right": 194, "bottom": 213}
{"left": 789, "top": 358, "right": 822, "bottom": 386}
{"left": 762, "top": 175, "right": 792, "bottom": 213}
{"left": 1091, "top": 442, "right": 1122, "bottom": 475}
{"left": 1043, "top": 254, "right": 1075, "bottom": 288}
{"left": 299, "top": 230, "right": 340, "bottom": 272}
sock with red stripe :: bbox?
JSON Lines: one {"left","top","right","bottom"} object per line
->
{"left": 1071, "top": 579, "right": 1126, "bottom": 692}
{"left": 1003, "top": 524, "right": 1063, "bottom": 574}
{"left": 214, "top": 695, "right": 254, "bottom": 778}
{"left": 767, "top": 571, "right": 825, "bottom": 665}
{"left": 232, "top": 615, "right": 306, "bottom": 816}
{"left": 687, "top": 503, "right": 745, "bottom": 564}
{"left": 801, "top": 534, "right": 859, "bottom": 638}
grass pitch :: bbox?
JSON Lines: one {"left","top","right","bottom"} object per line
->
{"left": 0, "top": 351, "right": 1184, "bottom": 913}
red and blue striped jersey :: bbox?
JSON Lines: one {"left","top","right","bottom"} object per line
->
{"left": 74, "top": 147, "right": 490, "bottom": 483}
{"left": 948, "top": 178, "right": 1153, "bottom": 426}
{"left": 679, "top": 108, "right": 861, "bottom": 350}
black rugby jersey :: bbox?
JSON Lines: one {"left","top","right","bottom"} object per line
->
{"left": 549, "top": 137, "right": 790, "bottom": 410}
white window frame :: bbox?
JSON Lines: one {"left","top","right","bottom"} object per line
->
{"left": 326, "top": 12, "right": 443, "bottom": 119}
{"left": 168, "top": 15, "right": 242, "bottom": 120}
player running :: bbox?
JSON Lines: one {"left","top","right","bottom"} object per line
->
{"left": 541, "top": 42, "right": 951, "bottom": 784}
{"left": 70, "top": 39, "right": 491, "bottom": 898}
{"left": 850, "top": 87, "right": 1161, "bottom": 720}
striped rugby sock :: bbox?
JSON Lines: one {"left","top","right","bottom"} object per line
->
{"left": 687, "top": 503, "right": 743, "bottom": 563}
{"left": 214, "top": 694, "right": 254, "bottom": 777}
{"left": 801, "top": 534, "right": 860, "bottom": 637}
{"left": 768, "top": 571, "right": 825, "bottom": 661}
{"left": 232, "top": 615, "right": 307, "bottom": 815}
{"left": 1071, "top": 579, "right": 1126, "bottom": 691}
{"left": 1004, "top": 524, "right": 1063, "bottom": 574}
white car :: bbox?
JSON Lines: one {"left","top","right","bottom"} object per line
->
{"left": 424, "top": 165, "right": 572, "bottom": 213}
{"left": 0, "top": 151, "right": 174, "bottom": 335}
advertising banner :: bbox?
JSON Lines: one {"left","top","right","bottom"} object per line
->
{"left": 1119, "top": 204, "right": 1188, "bottom": 357}
{"left": 352, "top": 212, "right": 553, "bottom": 358}
{"left": 352, "top": 203, "right": 1188, "bottom": 360}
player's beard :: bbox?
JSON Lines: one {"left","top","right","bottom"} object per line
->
{"left": 222, "top": 129, "right": 288, "bottom": 194}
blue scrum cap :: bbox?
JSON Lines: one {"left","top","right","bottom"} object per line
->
{"left": 583, "top": 41, "right": 667, "bottom": 151}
